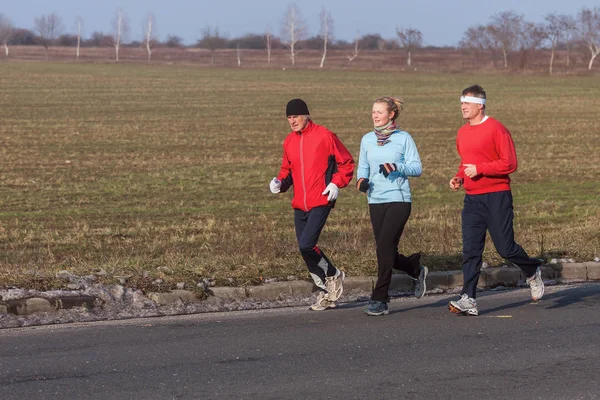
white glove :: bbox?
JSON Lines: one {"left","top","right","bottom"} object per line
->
{"left": 322, "top": 182, "right": 339, "bottom": 201}
{"left": 269, "top": 177, "right": 281, "bottom": 194}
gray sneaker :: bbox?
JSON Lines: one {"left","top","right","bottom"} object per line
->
{"left": 527, "top": 267, "right": 545, "bottom": 301}
{"left": 414, "top": 266, "right": 428, "bottom": 299}
{"left": 365, "top": 300, "right": 389, "bottom": 316}
{"left": 309, "top": 292, "right": 336, "bottom": 311}
{"left": 448, "top": 294, "right": 478, "bottom": 316}
{"left": 325, "top": 270, "right": 345, "bottom": 302}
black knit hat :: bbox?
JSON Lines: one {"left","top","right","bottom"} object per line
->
{"left": 286, "top": 99, "right": 310, "bottom": 116}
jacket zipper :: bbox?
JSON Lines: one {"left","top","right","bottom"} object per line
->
{"left": 300, "top": 134, "right": 308, "bottom": 211}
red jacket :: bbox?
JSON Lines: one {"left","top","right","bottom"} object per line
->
{"left": 277, "top": 120, "right": 355, "bottom": 211}
{"left": 455, "top": 117, "right": 517, "bottom": 195}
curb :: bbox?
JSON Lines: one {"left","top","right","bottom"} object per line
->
{"left": 0, "top": 296, "right": 99, "bottom": 316}
{"left": 1, "top": 263, "right": 599, "bottom": 316}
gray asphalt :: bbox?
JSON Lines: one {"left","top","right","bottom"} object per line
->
{"left": 1, "top": 283, "right": 599, "bottom": 400}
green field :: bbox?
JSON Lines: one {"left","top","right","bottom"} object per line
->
{"left": 0, "top": 63, "right": 598, "bottom": 291}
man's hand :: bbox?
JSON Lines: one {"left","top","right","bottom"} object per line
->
{"left": 379, "top": 163, "right": 397, "bottom": 178}
{"left": 449, "top": 177, "right": 463, "bottom": 191}
{"left": 356, "top": 178, "right": 370, "bottom": 193}
{"left": 269, "top": 177, "right": 281, "bottom": 194}
{"left": 463, "top": 164, "right": 478, "bottom": 178}
{"left": 322, "top": 182, "right": 339, "bottom": 201}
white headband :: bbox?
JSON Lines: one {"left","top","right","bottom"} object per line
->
{"left": 460, "top": 96, "right": 486, "bottom": 104}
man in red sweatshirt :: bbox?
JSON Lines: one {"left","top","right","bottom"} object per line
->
{"left": 270, "top": 99, "right": 355, "bottom": 311}
{"left": 447, "top": 85, "right": 544, "bottom": 316}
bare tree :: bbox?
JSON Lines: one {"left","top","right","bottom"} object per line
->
{"left": 319, "top": 7, "right": 333, "bottom": 68}
{"left": 347, "top": 34, "right": 359, "bottom": 67}
{"left": 517, "top": 22, "right": 546, "bottom": 71}
{"left": 489, "top": 11, "right": 523, "bottom": 69}
{"left": 0, "top": 14, "right": 13, "bottom": 57}
{"left": 544, "top": 13, "right": 572, "bottom": 75}
{"left": 74, "top": 16, "right": 83, "bottom": 61}
{"left": 165, "top": 35, "right": 183, "bottom": 48}
{"left": 265, "top": 28, "right": 272, "bottom": 65}
{"left": 396, "top": 27, "right": 423, "bottom": 67}
{"left": 197, "top": 27, "right": 228, "bottom": 65}
{"left": 459, "top": 25, "right": 498, "bottom": 67}
{"left": 144, "top": 12, "right": 157, "bottom": 63}
{"left": 577, "top": 7, "right": 600, "bottom": 70}
{"left": 281, "top": 4, "right": 307, "bottom": 67}
{"left": 110, "top": 8, "right": 129, "bottom": 62}
{"left": 562, "top": 16, "right": 577, "bottom": 68}
{"left": 34, "top": 12, "right": 64, "bottom": 60}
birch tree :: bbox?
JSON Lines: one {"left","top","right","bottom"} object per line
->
{"left": 34, "top": 12, "right": 64, "bottom": 60}
{"left": 281, "top": 4, "right": 307, "bottom": 67}
{"left": 0, "top": 14, "right": 13, "bottom": 57}
{"left": 319, "top": 7, "right": 333, "bottom": 68}
{"left": 74, "top": 16, "right": 83, "bottom": 61}
{"left": 110, "top": 8, "right": 129, "bottom": 63}
{"left": 144, "top": 12, "right": 157, "bottom": 63}
{"left": 396, "top": 27, "right": 423, "bottom": 66}
{"left": 577, "top": 7, "right": 600, "bottom": 70}
{"left": 489, "top": 11, "right": 523, "bottom": 69}
{"left": 544, "top": 13, "right": 571, "bottom": 75}
{"left": 347, "top": 35, "right": 359, "bottom": 66}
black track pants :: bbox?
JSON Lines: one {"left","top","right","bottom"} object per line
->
{"left": 461, "top": 191, "right": 541, "bottom": 298}
{"left": 294, "top": 206, "right": 338, "bottom": 290}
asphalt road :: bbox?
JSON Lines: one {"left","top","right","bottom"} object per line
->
{"left": 1, "top": 283, "right": 599, "bottom": 400}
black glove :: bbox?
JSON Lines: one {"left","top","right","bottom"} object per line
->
{"left": 356, "top": 178, "right": 370, "bottom": 193}
{"left": 379, "top": 163, "right": 397, "bottom": 178}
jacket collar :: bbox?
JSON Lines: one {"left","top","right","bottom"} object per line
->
{"left": 295, "top": 119, "right": 315, "bottom": 135}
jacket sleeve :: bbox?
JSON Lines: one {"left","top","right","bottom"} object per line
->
{"left": 396, "top": 134, "right": 422, "bottom": 177}
{"left": 356, "top": 136, "right": 370, "bottom": 181}
{"left": 329, "top": 133, "right": 355, "bottom": 188}
{"left": 276, "top": 141, "right": 293, "bottom": 193}
{"left": 478, "top": 126, "right": 518, "bottom": 176}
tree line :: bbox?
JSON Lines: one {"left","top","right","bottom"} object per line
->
{"left": 0, "top": 5, "right": 599, "bottom": 73}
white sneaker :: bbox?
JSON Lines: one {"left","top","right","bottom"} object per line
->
{"left": 448, "top": 294, "right": 478, "bottom": 316}
{"left": 309, "top": 292, "right": 336, "bottom": 311}
{"left": 527, "top": 267, "right": 545, "bottom": 301}
{"left": 325, "top": 270, "right": 345, "bottom": 302}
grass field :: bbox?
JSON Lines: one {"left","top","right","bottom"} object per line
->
{"left": 0, "top": 63, "right": 598, "bottom": 291}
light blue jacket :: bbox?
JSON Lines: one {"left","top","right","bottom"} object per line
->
{"left": 357, "top": 129, "right": 422, "bottom": 204}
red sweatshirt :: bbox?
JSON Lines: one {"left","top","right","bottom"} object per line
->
{"left": 277, "top": 120, "right": 355, "bottom": 211}
{"left": 455, "top": 117, "right": 518, "bottom": 195}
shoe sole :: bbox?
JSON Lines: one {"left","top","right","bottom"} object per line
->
{"left": 415, "top": 266, "right": 428, "bottom": 299}
{"left": 448, "top": 303, "right": 478, "bottom": 316}
{"left": 309, "top": 302, "right": 337, "bottom": 311}
{"left": 327, "top": 271, "right": 345, "bottom": 302}
{"left": 365, "top": 310, "right": 389, "bottom": 316}
{"left": 529, "top": 268, "right": 545, "bottom": 301}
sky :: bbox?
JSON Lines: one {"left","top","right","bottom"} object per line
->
{"left": 1, "top": 0, "right": 595, "bottom": 46}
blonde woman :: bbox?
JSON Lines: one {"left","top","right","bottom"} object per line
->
{"left": 356, "top": 96, "right": 427, "bottom": 316}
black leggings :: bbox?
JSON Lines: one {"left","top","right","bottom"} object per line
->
{"left": 369, "top": 202, "right": 417, "bottom": 302}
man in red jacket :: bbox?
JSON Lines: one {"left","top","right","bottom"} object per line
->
{"left": 270, "top": 99, "right": 355, "bottom": 311}
{"left": 447, "top": 85, "right": 544, "bottom": 316}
